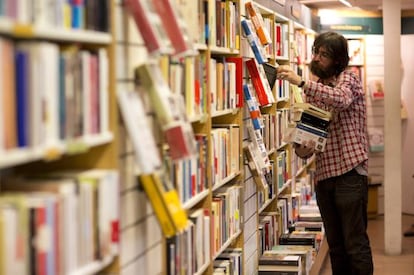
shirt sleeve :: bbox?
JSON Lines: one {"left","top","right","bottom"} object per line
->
{"left": 304, "top": 71, "right": 362, "bottom": 113}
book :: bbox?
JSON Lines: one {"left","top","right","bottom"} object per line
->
{"left": 244, "top": 1, "right": 272, "bottom": 46}
{"left": 136, "top": 63, "right": 197, "bottom": 160}
{"left": 153, "top": 0, "right": 196, "bottom": 57}
{"left": 245, "top": 58, "right": 275, "bottom": 107}
{"left": 139, "top": 173, "right": 188, "bottom": 238}
{"left": 225, "top": 57, "right": 244, "bottom": 108}
{"left": 267, "top": 245, "right": 314, "bottom": 274}
{"left": 262, "top": 62, "right": 278, "bottom": 90}
{"left": 292, "top": 103, "right": 332, "bottom": 120}
{"left": 116, "top": 88, "right": 162, "bottom": 174}
{"left": 241, "top": 19, "right": 268, "bottom": 64}
{"left": 293, "top": 111, "right": 330, "bottom": 132}
{"left": 259, "top": 254, "right": 301, "bottom": 267}
{"left": 243, "top": 84, "right": 264, "bottom": 130}
{"left": 124, "top": 0, "right": 173, "bottom": 55}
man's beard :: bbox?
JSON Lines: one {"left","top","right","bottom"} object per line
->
{"left": 310, "top": 60, "right": 337, "bottom": 79}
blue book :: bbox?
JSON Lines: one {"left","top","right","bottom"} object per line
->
{"left": 15, "top": 50, "right": 29, "bottom": 147}
{"left": 241, "top": 19, "right": 268, "bottom": 64}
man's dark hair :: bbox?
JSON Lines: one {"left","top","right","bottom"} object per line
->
{"left": 313, "top": 31, "right": 350, "bottom": 75}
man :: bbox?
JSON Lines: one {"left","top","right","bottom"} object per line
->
{"left": 277, "top": 31, "right": 374, "bottom": 275}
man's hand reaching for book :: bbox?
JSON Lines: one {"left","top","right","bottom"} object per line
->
{"left": 294, "top": 140, "right": 316, "bottom": 159}
{"left": 277, "top": 65, "right": 302, "bottom": 86}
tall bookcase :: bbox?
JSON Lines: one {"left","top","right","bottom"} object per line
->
{"left": 113, "top": 0, "right": 330, "bottom": 274}
{"left": 0, "top": 1, "right": 120, "bottom": 274}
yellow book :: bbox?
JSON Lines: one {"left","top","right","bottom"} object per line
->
{"left": 291, "top": 85, "right": 304, "bottom": 104}
{"left": 139, "top": 173, "right": 188, "bottom": 238}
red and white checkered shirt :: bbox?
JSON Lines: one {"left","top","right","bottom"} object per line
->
{"left": 304, "top": 69, "right": 368, "bottom": 182}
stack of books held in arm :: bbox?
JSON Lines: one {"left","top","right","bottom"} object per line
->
{"left": 285, "top": 101, "right": 332, "bottom": 152}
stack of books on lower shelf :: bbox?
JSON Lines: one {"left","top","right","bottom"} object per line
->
{"left": 258, "top": 254, "right": 302, "bottom": 274}
{"left": 260, "top": 245, "right": 314, "bottom": 275}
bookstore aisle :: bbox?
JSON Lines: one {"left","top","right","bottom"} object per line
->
{"left": 320, "top": 214, "right": 414, "bottom": 275}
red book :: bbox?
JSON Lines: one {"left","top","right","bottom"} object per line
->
{"left": 245, "top": 58, "right": 275, "bottom": 107}
{"left": 152, "top": 0, "right": 193, "bottom": 57}
{"left": 225, "top": 57, "right": 244, "bottom": 108}
{"left": 164, "top": 122, "right": 194, "bottom": 160}
{"left": 36, "top": 206, "right": 47, "bottom": 275}
{"left": 124, "top": 0, "right": 171, "bottom": 55}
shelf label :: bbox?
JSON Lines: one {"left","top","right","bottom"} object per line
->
{"left": 13, "top": 24, "right": 34, "bottom": 37}
{"left": 66, "top": 141, "right": 89, "bottom": 154}
{"left": 43, "top": 147, "right": 63, "bottom": 161}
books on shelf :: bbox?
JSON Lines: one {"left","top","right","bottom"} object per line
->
{"left": 244, "top": 1, "right": 272, "bottom": 46}
{"left": 153, "top": 0, "right": 196, "bottom": 57}
{"left": 241, "top": 19, "right": 268, "bottom": 64}
{"left": 136, "top": 62, "right": 197, "bottom": 160}
{"left": 0, "top": 169, "right": 120, "bottom": 274}
{"left": 124, "top": 0, "right": 173, "bottom": 56}
{"left": 259, "top": 254, "right": 302, "bottom": 273}
{"left": 116, "top": 88, "right": 162, "bottom": 174}
{"left": 245, "top": 58, "right": 275, "bottom": 107}
{"left": 139, "top": 173, "right": 188, "bottom": 238}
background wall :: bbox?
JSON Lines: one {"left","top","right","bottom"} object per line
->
{"left": 401, "top": 34, "right": 414, "bottom": 215}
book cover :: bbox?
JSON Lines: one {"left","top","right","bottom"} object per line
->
{"left": 116, "top": 89, "right": 162, "bottom": 174}
{"left": 1, "top": 38, "right": 17, "bottom": 150}
{"left": 259, "top": 254, "right": 301, "bottom": 267}
{"left": 241, "top": 19, "right": 268, "bottom": 64}
{"left": 243, "top": 84, "right": 264, "bottom": 130}
{"left": 245, "top": 58, "right": 275, "bottom": 107}
{"left": 153, "top": 0, "right": 196, "bottom": 57}
{"left": 139, "top": 173, "right": 188, "bottom": 238}
{"left": 293, "top": 103, "right": 332, "bottom": 120}
{"left": 124, "top": 0, "right": 172, "bottom": 55}
{"left": 244, "top": 1, "right": 272, "bottom": 46}
{"left": 262, "top": 62, "right": 278, "bottom": 90}
{"left": 136, "top": 63, "right": 197, "bottom": 160}
{"left": 225, "top": 57, "right": 244, "bottom": 108}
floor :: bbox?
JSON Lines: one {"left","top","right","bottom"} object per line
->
{"left": 319, "top": 214, "right": 414, "bottom": 275}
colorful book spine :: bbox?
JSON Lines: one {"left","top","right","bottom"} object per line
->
{"left": 243, "top": 84, "right": 263, "bottom": 130}
{"left": 245, "top": 58, "right": 275, "bottom": 107}
{"left": 245, "top": 1, "right": 272, "bottom": 46}
{"left": 241, "top": 19, "right": 267, "bottom": 64}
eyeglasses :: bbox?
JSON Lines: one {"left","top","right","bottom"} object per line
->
{"left": 312, "top": 47, "right": 332, "bottom": 60}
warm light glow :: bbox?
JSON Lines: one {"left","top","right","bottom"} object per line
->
{"left": 339, "top": 0, "right": 353, "bottom": 7}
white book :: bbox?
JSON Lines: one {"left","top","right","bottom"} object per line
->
{"left": 116, "top": 89, "right": 161, "bottom": 174}
{"left": 98, "top": 48, "right": 109, "bottom": 134}
{"left": 39, "top": 42, "right": 60, "bottom": 147}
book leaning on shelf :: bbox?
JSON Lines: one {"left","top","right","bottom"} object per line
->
{"left": 136, "top": 62, "right": 197, "bottom": 161}
{"left": 139, "top": 172, "right": 188, "bottom": 238}
{"left": 124, "top": 0, "right": 173, "bottom": 56}
{"left": 153, "top": 0, "right": 196, "bottom": 57}
{"left": 244, "top": 1, "right": 272, "bottom": 46}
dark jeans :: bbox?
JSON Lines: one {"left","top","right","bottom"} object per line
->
{"left": 316, "top": 169, "right": 374, "bottom": 275}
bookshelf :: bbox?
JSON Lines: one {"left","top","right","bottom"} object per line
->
{"left": 0, "top": 1, "right": 120, "bottom": 275}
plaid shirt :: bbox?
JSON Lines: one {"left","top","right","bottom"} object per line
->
{"left": 304, "top": 69, "right": 368, "bottom": 182}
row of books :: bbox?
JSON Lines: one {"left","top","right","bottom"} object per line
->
{"left": 211, "top": 125, "right": 241, "bottom": 187}
{"left": 258, "top": 203, "right": 324, "bottom": 274}
{"left": 0, "top": 38, "right": 109, "bottom": 153}
{"left": 125, "top": 0, "right": 195, "bottom": 57}
{"left": 0, "top": 169, "right": 119, "bottom": 275}
{"left": 166, "top": 208, "right": 211, "bottom": 275}
{"left": 0, "top": 0, "right": 109, "bottom": 32}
